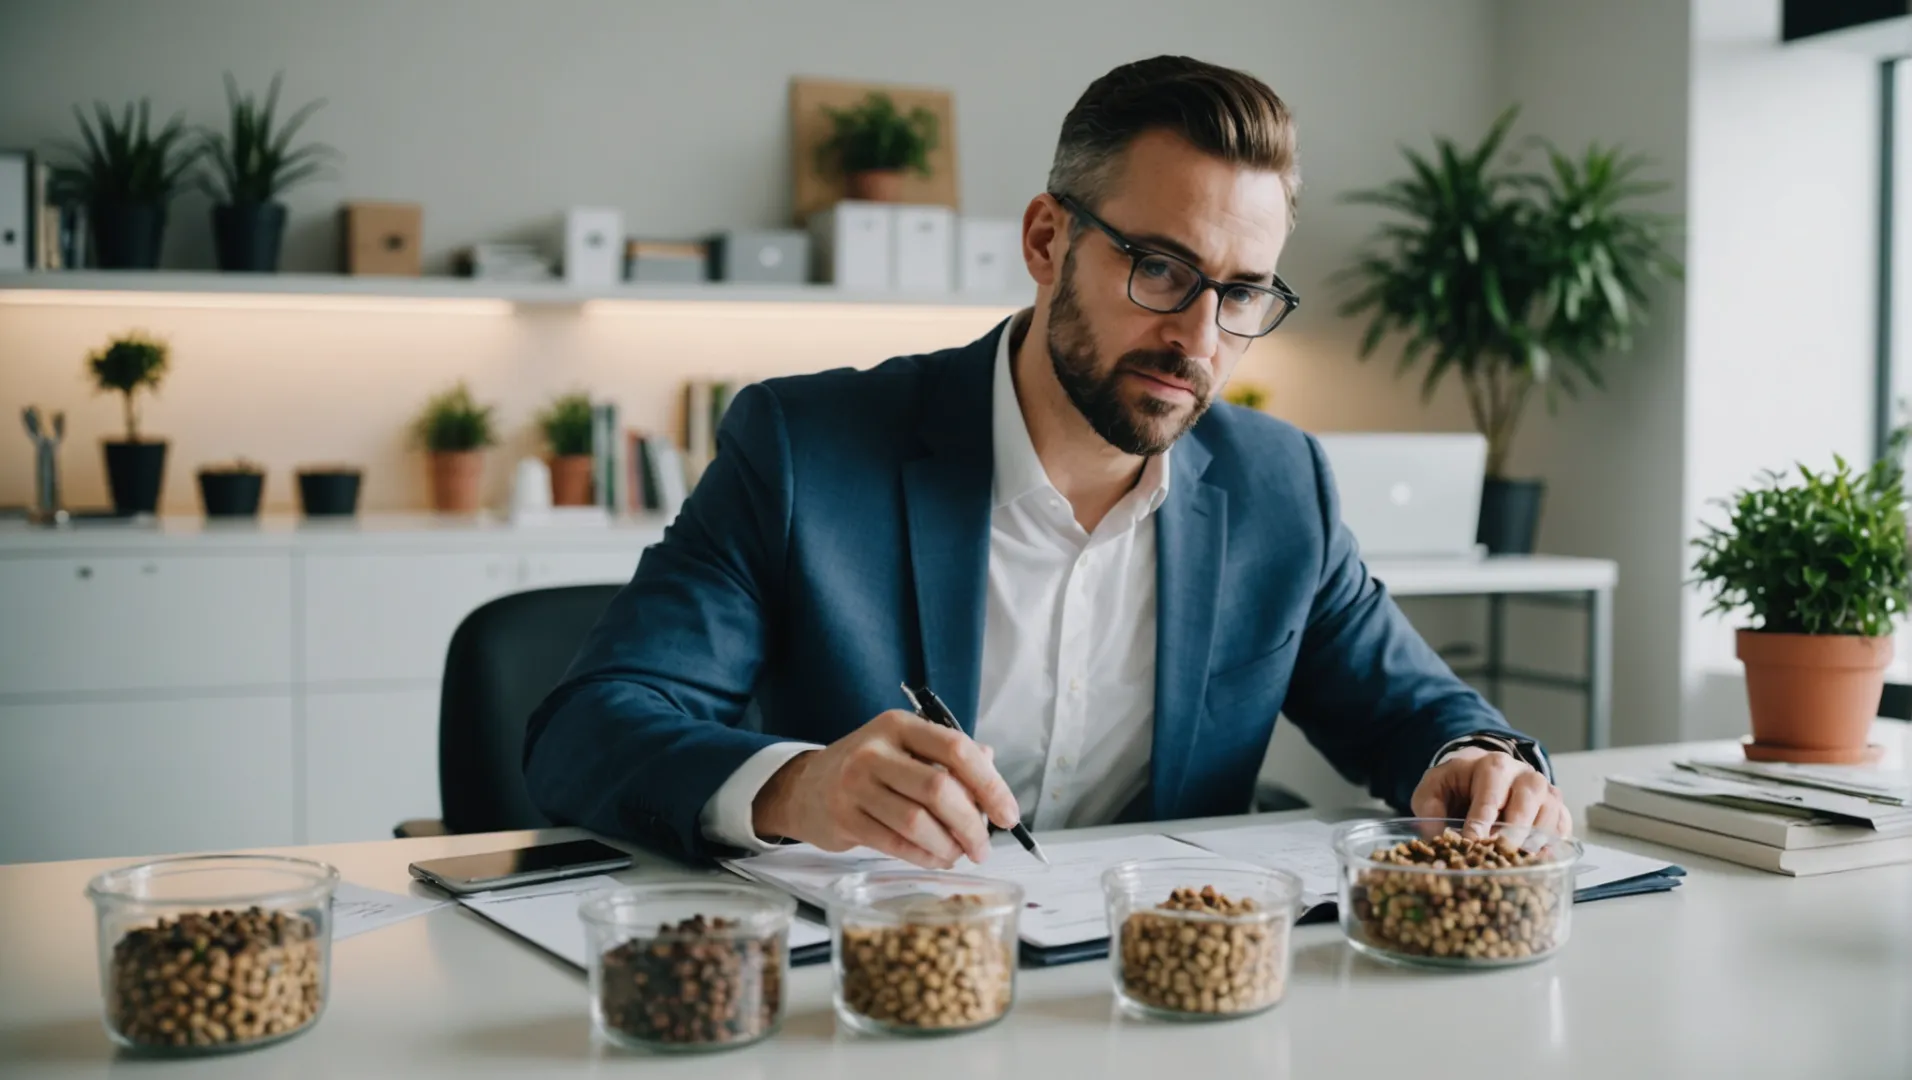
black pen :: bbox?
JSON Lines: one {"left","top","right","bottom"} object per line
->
{"left": 901, "top": 682, "right": 1051, "bottom": 867}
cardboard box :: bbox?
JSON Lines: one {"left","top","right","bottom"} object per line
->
{"left": 340, "top": 201, "right": 422, "bottom": 276}
{"left": 808, "top": 202, "right": 892, "bottom": 290}
{"left": 708, "top": 230, "right": 809, "bottom": 285}
{"left": 893, "top": 205, "right": 954, "bottom": 293}
{"left": 624, "top": 240, "right": 708, "bottom": 283}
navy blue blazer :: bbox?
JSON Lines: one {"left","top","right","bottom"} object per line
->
{"left": 524, "top": 319, "right": 1523, "bottom": 861}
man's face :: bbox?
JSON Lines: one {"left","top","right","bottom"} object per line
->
{"left": 1045, "top": 129, "right": 1291, "bottom": 457}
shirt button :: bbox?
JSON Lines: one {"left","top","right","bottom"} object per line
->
{"left": 1069, "top": 676, "right": 1083, "bottom": 694}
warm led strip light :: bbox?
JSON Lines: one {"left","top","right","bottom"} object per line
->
{"left": 0, "top": 289, "right": 513, "bottom": 315}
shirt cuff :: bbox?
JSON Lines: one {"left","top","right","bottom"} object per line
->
{"left": 698, "top": 741, "right": 824, "bottom": 852}
{"left": 1431, "top": 733, "right": 1553, "bottom": 782}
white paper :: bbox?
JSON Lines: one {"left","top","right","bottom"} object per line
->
{"left": 1662, "top": 766, "right": 1912, "bottom": 832}
{"left": 1572, "top": 841, "right": 1680, "bottom": 891}
{"left": 724, "top": 833, "right": 1215, "bottom": 949}
{"left": 1169, "top": 820, "right": 1342, "bottom": 906}
{"left": 330, "top": 881, "right": 451, "bottom": 940}
{"left": 1678, "top": 758, "right": 1911, "bottom": 806}
{"left": 460, "top": 875, "right": 828, "bottom": 969}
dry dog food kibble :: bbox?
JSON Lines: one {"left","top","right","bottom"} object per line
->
{"left": 108, "top": 907, "right": 323, "bottom": 1049}
{"left": 1350, "top": 829, "right": 1563, "bottom": 961}
{"left": 838, "top": 894, "right": 1015, "bottom": 1030}
{"left": 597, "top": 915, "right": 783, "bottom": 1047}
{"left": 1118, "top": 886, "right": 1287, "bottom": 1015}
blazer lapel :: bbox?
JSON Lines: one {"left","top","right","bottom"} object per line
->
{"left": 1150, "top": 437, "right": 1226, "bottom": 818}
{"left": 900, "top": 327, "right": 1002, "bottom": 732}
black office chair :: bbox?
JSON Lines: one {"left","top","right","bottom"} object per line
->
{"left": 394, "top": 584, "right": 620, "bottom": 838}
{"left": 1880, "top": 681, "right": 1912, "bottom": 721}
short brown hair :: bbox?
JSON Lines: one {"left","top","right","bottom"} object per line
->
{"left": 1047, "top": 55, "right": 1299, "bottom": 228}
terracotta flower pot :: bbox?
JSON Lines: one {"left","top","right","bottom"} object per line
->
{"left": 428, "top": 451, "right": 486, "bottom": 513}
{"left": 1736, "top": 630, "right": 1891, "bottom": 755}
{"left": 846, "top": 169, "right": 906, "bottom": 202}
{"left": 548, "top": 454, "right": 594, "bottom": 507}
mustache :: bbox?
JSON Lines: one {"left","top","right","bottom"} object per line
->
{"left": 1118, "top": 350, "right": 1211, "bottom": 396}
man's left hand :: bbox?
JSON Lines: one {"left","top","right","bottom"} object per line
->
{"left": 1410, "top": 748, "right": 1572, "bottom": 838}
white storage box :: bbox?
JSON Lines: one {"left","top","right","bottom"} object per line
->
{"left": 563, "top": 207, "right": 624, "bottom": 287}
{"left": 809, "top": 201, "right": 893, "bottom": 291}
{"left": 893, "top": 205, "right": 955, "bottom": 293}
{"left": 958, "top": 218, "right": 1021, "bottom": 294}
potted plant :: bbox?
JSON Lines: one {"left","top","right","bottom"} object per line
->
{"left": 1337, "top": 107, "right": 1683, "bottom": 553}
{"left": 197, "top": 458, "right": 265, "bottom": 518}
{"left": 49, "top": 99, "right": 201, "bottom": 269}
{"left": 412, "top": 382, "right": 496, "bottom": 513}
{"left": 88, "top": 331, "right": 170, "bottom": 515}
{"left": 1690, "top": 438, "right": 1910, "bottom": 764}
{"left": 197, "top": 73, "right": 339, "bottom": 273}
{"left": 295, "top": 465, "right": 363, "bottom": 517}
{"left": 537, "top": 392, "right": 596, "bottom": 506}
{"left": 817, "top": 92, "right": 938, "bottom": 202}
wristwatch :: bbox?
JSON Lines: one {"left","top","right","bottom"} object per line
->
{"left": 1431, "top": 732, "right": 1553, "bottom": 783}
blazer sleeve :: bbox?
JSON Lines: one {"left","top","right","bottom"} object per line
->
{"left": 1277, "top": 433, "right": 1530, "bottom": 811}
{"left": 522, "top": 383, "right": 795, "bottom": 861}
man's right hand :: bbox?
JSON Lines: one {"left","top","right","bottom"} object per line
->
{"left": 750, "top": 709, "right": 1023, "bottom": 869}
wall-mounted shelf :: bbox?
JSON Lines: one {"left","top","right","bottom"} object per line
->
{"left": 0, "top": 271, "right": 1033, "bottom": 311}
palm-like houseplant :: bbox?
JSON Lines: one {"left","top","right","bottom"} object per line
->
{"left": 49, "top": 100, "right": 201, "bottom": 269}
{"left": 817, "top": 91, "right": 938, "bottom": 202}
{"left": 198, "top": 72, "right": 339, "bottom": 272}
{"left": 1337, "top": 107, "right": 1683, "bottom": 552}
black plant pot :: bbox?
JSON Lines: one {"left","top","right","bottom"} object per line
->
{"left": 102, "top": 440, "right": 168, "bottom": 515}
{"left": 198, "top": 471, "right": 265, "bottom": 517}
{"left": 297, "top": 469, "right": 362, "bottom": 517}
{"left": 91, "top": 203, "right": 167, "bottom": 270}
{"left": 1477, "top": 478, "right": 1546, "bottom": 555}
{"left": 212, "top": 202, "right": 287, "bottom": 272}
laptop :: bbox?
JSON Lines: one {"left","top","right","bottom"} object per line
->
{"left": 1313, "top": 433, "right": 1487, "bottom": 559}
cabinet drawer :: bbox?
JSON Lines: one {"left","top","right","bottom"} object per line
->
{"left": 0, "top": 695, "right": 296, "bottom": 864}
{"left": 303, "top": 687, "right": 440, "bottom": 844}
{"left": 524, "top": 549, "right": 640, "bottom": 589}
{"left": 0, "top": 554, "right": 294, "bottom": 696}
{"left": 301, "top": 553, "right": 523, "bottom": 683}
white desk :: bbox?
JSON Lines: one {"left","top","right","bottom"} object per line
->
{"left": 3, "top": 724, "right": 1905, "bottom": 1079}
{"left": 1374, "top": 555, "right": 1618, "bottom": 749}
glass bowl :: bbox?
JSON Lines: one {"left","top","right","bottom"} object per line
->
{"left": 1101, "top": 857, "right": 1302, "bottom": 1021}
{"left": 85, "top": 854, "right": 339, "bottom": 1055}
{"left": 829, "top": 870, "right": 1021, "bottom": 1037}
{"left": 1332, "top": 818, "right": 1583, "bottom": 969}
{"left": 578, "top": 882, "right": 796, "bottom": 1053}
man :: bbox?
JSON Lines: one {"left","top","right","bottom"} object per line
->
{"left": 524, "top": 55, "right": 1569, "bottom": 868}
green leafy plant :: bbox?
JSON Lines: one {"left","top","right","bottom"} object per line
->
{"left": 817, "top": 92, "right": 938, "bottom": 176}
{"left": 87, "top": 331, "right": 170, "bottom": 442}
{"left": 200, "top": 457, "right": 264, "bottom": 475}
{"left": 1224, "top": 383, "right": 1270, "bottom": 411}
{"left": 412, "top": 382, "right": 497, "bottom": 454}
{"left": 1690, "top": 432, "right": 1911, "bottom": 638}
{"left": 198, "top": 72, "right": 339, "bottom": 205}
{"left": 1336, "top": 106, "right": 1683, "bottom": 477}
{"left": 50, "top": 99, "right": 202, "bottom": 207}
{"left": 537, "top": 392, "right": 595, "bottom": 457}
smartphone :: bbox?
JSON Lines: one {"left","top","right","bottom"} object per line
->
{"left": 407, "top": 838, "right": 633, "bottom": 895}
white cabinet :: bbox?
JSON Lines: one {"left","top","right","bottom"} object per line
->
{"left": 524, "top": 550, "right": 639, "bottom": 589}
{"left": 0, "top": 695, "right": 296, "bottom": 864}
{"left": 301, "top": 553, "right": 522, "bottom": 683}
{"left": 0, "top": 554, "right": 293, "bottom": 695}
{"left": 303, "top": 687, "right": 440, "bottom": 844}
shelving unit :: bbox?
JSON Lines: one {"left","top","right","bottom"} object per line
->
{"left": 0, "top": 271, "right": 1032, "bottom": 310}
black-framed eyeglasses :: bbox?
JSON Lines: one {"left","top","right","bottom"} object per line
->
{"left": 1051, "top": 192, "right": 1299, "bottom": 339}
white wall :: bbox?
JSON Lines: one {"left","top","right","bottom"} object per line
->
{"left": 1682, "top": 0, "right": 1884, "bottom": 738}
{"left": 1488, "top": 0, "right": 1693, "bottom": 749}
{"left": 0, "top": 0, "right": 1495, "bottom": 514}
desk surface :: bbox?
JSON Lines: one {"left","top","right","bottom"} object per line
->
{"left": 2, "top": 727, "right": 1905, "bottom": 1079}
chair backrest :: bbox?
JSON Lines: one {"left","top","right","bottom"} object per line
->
{"left": 1881, "top": 681, "right": 1912, "bottom": 722}
{"left": 437, "top": 584, "right": 620, "bottom": 834}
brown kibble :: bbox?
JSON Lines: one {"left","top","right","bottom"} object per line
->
{"left": 839, "top": 894, "right": 1013, "bottom": 1031}
{"left": 597, "top": 914, "right": 783, "bottom": 1047}
{"left": 106, "top": 906, "right": 323, "bottom": 1051}
{"left": 1349, "top": 829, "right": 1563, "bottom": 964}
{"left": 1118, "top": 886, "right": 1287, "bottom": 1016}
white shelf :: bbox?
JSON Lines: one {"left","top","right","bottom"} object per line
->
{"left": 0, "top": 270, "right": 1032, "bottom": 310}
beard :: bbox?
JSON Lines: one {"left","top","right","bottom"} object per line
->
{"left": 1046, "top": 249, "right": 1214, "bottom": 457}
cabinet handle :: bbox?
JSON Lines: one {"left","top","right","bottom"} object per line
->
{"left": 76, "top": 565, "right": 92, "bottom": 580}
{"left": 141, "top": 562, "right": 158, "bottom": 575}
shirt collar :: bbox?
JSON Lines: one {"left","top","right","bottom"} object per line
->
{"left": 990, "top": 311, "right": 1173, "bottom": 516}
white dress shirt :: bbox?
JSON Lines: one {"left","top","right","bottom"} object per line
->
{"left": 700, "top": 313, "right": 1170, "bottom": 849}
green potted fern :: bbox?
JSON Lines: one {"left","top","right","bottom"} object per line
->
{"left": 88, "top": 331, "right": 171, "bottom": 515}
{"left": 1337, "top": 107, "right": 1683, "bottom": 552}
{"left": 412, "top": 382, "right": 497, "bottom": 513}
{"left": 537, "top": 392, "right": 596, "bottom": 506}
{"left": 1690, "top": 437, "right": 1910, "bottom": 763}
{"left": 198, "top": 72, "right": 339, "bottom": 272}
{"left": 49, "top": 99, "right": 201, "bottom": 269}
{"left": 817, "top": 92, "right": 938, "bottom": 202}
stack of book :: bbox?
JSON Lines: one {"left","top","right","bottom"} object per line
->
{"left": 683, "top": 378, "right": 742, "bottom": 486}
{"left": 1587, "top": 760, "right": 1912, "bottom": 876}
{"left": 454, "top": 242, "right": 554, "bottom": 281}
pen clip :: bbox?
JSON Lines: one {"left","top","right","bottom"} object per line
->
{"left": 899, "top": 682, "right": 926, "bottom": 714}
